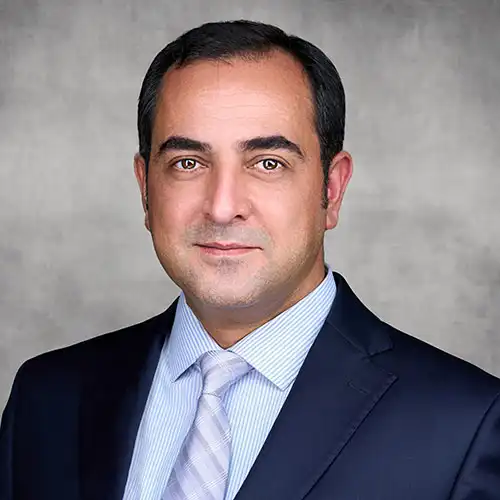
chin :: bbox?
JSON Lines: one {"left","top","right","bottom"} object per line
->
{"left": 168, "top": 258, "right": 285, "bottom": 309}
{"left": 189, "top": 281, "right": 264, "bottom": 310}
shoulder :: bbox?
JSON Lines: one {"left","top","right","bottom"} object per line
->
{"left": 12, "top": 306, "right": 175, "bottom": 392}
{"left": 378, "top": 321, "right": 500, "bottom": 412}
{"left": 331, "top": 273, "right": 500, "bottom": 404}
{"left": 387, "top": 323, "right": 499, "bottom": 385}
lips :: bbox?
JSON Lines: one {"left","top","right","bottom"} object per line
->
{"left": 197, "top": 242, "right": 258, "bottom": 250}
{"left": 195, "top": 242, "right": 260, "bottom": 257}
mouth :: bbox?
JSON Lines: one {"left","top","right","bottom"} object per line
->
{"left": 195, "top": 242, "right": 260, "bottom": 256}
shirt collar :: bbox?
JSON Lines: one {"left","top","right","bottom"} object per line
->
{"left": 166, "top": 266, "right": 337, "bottom": 390}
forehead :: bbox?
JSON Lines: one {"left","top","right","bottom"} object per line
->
{"left": 152, "top": 51, "right": 317, "bottom": 146}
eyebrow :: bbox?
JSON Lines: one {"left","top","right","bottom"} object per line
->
{"left": 156, "top": 136, "right": 212, "bottom": 159}
{"left": 155, "top": 134, "right": 305, "bottom": 160}
{"left": 238, "top": 135, "right": 305, "bottom": 159}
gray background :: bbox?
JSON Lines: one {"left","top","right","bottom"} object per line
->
{"left": 1, "top": 0, "right": 499, "bottom": 406}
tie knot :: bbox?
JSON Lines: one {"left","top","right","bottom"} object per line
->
{"left": 198, "top": 350, "right": 251, "bottom": 397}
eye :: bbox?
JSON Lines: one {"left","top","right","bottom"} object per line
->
{"left": 255, "top": 158, "right": 285, "bottom": 171}
{"left": 173, "top": 158, "right": 200, "bottom": 171}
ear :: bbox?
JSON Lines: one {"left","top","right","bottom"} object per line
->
{"left": 134, "top": 153, "right": 151, "bottom": 232}
{"left": 325, "top": 151, "right": 353, "bottom": 230}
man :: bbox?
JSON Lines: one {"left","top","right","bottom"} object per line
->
{"left": 1, "top": 19, "right": 499, "bottom": 500}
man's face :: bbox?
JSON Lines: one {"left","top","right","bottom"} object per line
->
{"left": 135, "top": 51, "right": 351, "bottom": 314}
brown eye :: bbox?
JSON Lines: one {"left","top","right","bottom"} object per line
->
{"left": 258, "top": 158, "right": 283, "bottom": 171}
{"left": 174, "top": 158, "right": 199, "bottom": 170}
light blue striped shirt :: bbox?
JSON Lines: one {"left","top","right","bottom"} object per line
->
{"left": 123, "top": 267, "right": 336, "bottom": 500}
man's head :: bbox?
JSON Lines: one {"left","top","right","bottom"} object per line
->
{"left": 134, "top": 20, "right": 352, "bottom": 322}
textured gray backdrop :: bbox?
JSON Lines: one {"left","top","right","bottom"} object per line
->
{"left": 1, "top": 0, "right": 499, "bottom": 405}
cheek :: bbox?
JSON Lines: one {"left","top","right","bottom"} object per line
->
{"left": 149, "top": 183, "right": 202, "bottom": 240}
{"left": 258, "top": 188, "right": 319, "bottom": 244}
{"left": 262, "top": 179, "right": 321, "bottom": 221}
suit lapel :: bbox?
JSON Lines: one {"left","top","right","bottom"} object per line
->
{"left": 79, "top": 302, "right": 177, "bottom": 500}
{"left": 235, "top": 274, "right": 398, "bottom": 500}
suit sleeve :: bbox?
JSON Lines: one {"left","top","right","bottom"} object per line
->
{"left": 450, "top": 392, "right": 500, "bottom": 499}
{"left": 0, "top": 365, "right": 25, "bottom": 500}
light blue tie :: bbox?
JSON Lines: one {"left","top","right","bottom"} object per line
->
{"left": 163, "top": 350, "right": 251, "bottom": 500}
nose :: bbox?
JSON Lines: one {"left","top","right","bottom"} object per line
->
{"left": 203, "top": 164, "right": 250, "bottom": 224}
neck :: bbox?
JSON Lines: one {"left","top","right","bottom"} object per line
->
{"left": 185, "top": 263, "right": 328, "bottom": 348}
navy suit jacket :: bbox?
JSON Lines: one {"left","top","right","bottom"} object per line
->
{"left": 1, "top": 273, "right": 500, "bottom": 499}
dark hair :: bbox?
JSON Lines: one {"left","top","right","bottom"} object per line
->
{"left": 137, "top": 20, "right": 345, "bottom": 203}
